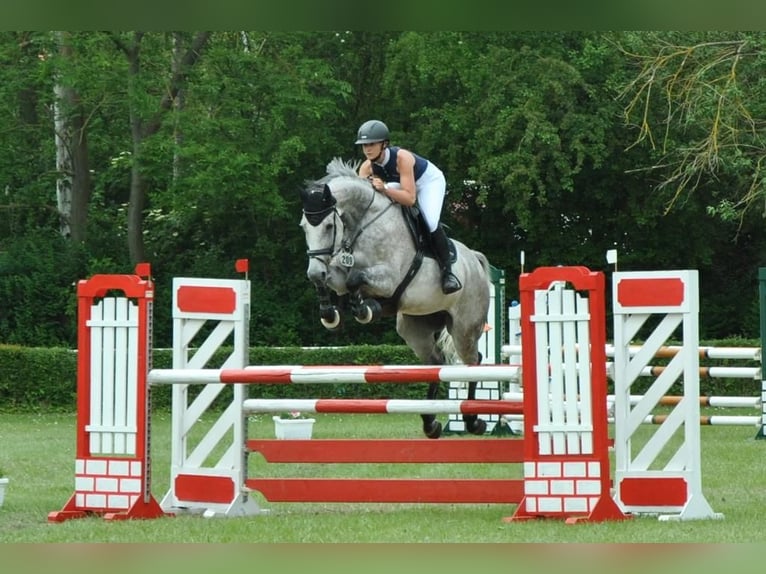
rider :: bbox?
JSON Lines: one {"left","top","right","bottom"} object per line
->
{"left": 355, "top": 119, "right": 462, "bottom": 294}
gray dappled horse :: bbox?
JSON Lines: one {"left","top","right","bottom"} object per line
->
{"left": 299, "top": 158, "right": 492, "bottom": 439}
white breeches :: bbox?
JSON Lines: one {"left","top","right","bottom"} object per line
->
{"left": 415, "top": 163, "right": 446, "bottom": 232}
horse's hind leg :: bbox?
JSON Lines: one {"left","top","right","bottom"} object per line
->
{"left": 462, "top": 352, "right": 487, "bottom": 435}
{"left": 463, "top": 382, "right": 487, "bottom": 435}
{"left": 397, "top": 314, "right": 446, "bottom": 439}
{"left": 422, "top": 382, "right": 442, "bottom": 439}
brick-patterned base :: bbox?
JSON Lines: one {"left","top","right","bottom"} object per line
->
{"left": 73, "top": 457, "right": 143, "bottom": 511}
{"left": 521, "top": 459, "right": 602, "bottom": 515}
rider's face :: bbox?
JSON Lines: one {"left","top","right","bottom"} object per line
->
{"left": 361, "top": 142, "right": 384, "bottom": 161}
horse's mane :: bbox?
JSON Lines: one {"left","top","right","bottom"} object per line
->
{"left": 310, "top": 157, "right": 363, "bottom": 187}
{"left": 327, "top": 157, "right": 362, "bottom": 179}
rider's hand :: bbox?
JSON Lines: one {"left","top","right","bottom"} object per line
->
{"left": 370, "top": 176, "right": 386, "bottom": 193}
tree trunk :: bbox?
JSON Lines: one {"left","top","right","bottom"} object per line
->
{"left": 54, "top": 31, "right": 91, "bottom": 242}
{"left": 127, "top": 147, "right": 147, "bottom": 264}
{"left": 172, "top": 32, "right": 186, "bottom": 182}
{"left": 53, "top": 84, "right": 72, "bottom": 239}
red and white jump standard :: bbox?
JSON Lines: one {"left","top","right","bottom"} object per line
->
{"left": 48, "top": 265, "right": 166, "bottom": 522}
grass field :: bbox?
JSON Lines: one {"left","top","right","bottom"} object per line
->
{"left": 1, "top": 408, "right": 765, "bottom": 545}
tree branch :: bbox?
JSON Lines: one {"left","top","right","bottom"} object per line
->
{"left": 142, "top": 31, "right": 211, "bottom": 137}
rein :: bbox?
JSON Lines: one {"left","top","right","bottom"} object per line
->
{"left": 341, "top": 189, "right": 395, "bottom": 259}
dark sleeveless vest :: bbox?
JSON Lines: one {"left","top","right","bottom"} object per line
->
{"left": 371, "top": 146, "right": 428, "bottom": 182}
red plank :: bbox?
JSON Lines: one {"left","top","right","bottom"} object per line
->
{"left": 176, "top": 285, "right": 236, "bottom": 314}
{"left": 247, "top": 438, "right": 524, "bottom": 463}
{"left": 246, "top": 478, "right": 524, "bottom": 504}
{"left": 175, "top": 474, "right": 236, "bottom": 504}
{"left": 617, "top": 277, "right": 685, "bottom": 307}
{"left": 618, "top": 477, "right": 688, "bottom": 506}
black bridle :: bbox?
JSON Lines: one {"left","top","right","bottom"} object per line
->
{"left": 303, "top": 205, "right": 341, "bottom": 259}
{"left": 302, "top": 183, "right": 394, "bottom": 267}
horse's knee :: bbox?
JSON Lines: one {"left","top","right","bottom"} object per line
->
{"left": 346, "top": 270, "right": 366, "bottom": 290}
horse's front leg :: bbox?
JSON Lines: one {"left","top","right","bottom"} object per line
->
{"left": 315, "top": 284, "right": 342, "bottom": 330}
{"left": 461, "top": 382, "right": 488, "bottom": 435}
{"left": 346, "top": 269, "right": 383, "bottom": 324}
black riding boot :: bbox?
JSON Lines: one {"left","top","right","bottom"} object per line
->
{"left": 430, "top": 226, "right": 462, "bottom": 294}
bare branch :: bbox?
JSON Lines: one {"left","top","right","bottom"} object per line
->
{"left": 618, "top": 35, "right": 763, "bottom": 217}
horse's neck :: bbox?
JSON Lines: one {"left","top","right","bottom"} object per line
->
{"left": 339, "top": 187, "right": 373, "bottom": 223}
{"left": 340, "top": 186, "right": 411, "bottom": 266}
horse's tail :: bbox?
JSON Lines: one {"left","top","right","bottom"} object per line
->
{"left": 435, "top": 327, "right": 460, "bottom": 365}
{"left": 472, "top": 249, "right": 491, "bottom": 276}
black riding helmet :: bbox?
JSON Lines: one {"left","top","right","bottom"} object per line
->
{"left": 355, "top": 120, "right": 389, "bottom": 144}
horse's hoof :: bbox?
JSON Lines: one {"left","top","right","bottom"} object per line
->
{"left": 320, "top": 308, "right": 341, "bottom": 330}
{"left": 364, "top": 299, "right": 382, "bottom": 321}
{"left": 424, "top": 420, "right": 442, "bottom": 439}
{"left": 466, "top": 418, "right": 487, "bottom": 435}
{"left": 353, "top": 305, "right": 374, "bottom": 324}
{"left": 353, "top": 299, "right": 382, "bottom": 324}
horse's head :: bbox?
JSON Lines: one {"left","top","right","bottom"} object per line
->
{"left": 299, "top": 183, "right": 349, "bottom": 294}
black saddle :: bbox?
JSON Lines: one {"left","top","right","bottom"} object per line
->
{"left": 401, "top": 206, "right": 457, "bottom": 264}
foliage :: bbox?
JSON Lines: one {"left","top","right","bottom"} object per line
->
{"left": 618, "top": 31, "right": 766, "bottom": 226}
{"left": 277, "top": 411, "right": 310, "bottom": 420}
{"left": 0, "top": 232, "right": 84, "bottom": 346}
{"left": 0, "top": 32, "right": 765, "bottom": 348}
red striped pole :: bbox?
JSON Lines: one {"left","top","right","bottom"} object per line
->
{"left": 639, "top": 414, "right": 760, "bottom": 426}
{"left": 148, "top": 364, "right": 521, "bottom": 385}
{"left": 242, "top": 398, "right": 524, "bottom": 415}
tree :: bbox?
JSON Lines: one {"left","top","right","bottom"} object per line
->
{"left": 109, "top": 31, "right": 211, "bottom": 264}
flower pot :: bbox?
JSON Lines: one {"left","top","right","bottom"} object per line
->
{"left": 0, "top": 478, "right": 8, "bottom": 508}
{"left": 273, "top": 416, "right": 315, "bottom": 439}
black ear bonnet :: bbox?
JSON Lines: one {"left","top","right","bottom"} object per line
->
{"left": 301, "top": 184, "right": 337, "bottom": 226}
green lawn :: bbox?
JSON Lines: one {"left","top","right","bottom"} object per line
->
{"left": 0, "top": 409, "right": 764, "bottom": 544}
